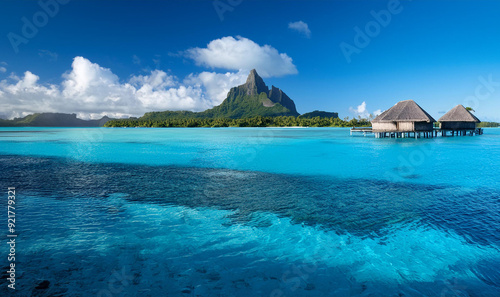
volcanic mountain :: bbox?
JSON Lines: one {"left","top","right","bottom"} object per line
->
{"left": 140, "top": 69, "right": 299, "bottom": 120}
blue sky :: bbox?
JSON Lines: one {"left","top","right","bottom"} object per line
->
{"left": 1, "top": 0, "right": 500, "bottom": 121}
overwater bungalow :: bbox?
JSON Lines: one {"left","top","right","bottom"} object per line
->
{"left": 438, "top": 104, "right": 482, "bottom": 136}
{"left": 371, "top": 100, "right": 436, "bottom": 138}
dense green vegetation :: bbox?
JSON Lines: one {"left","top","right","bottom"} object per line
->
{"left": 140, "top": 110, "right": 199, "bottom": 121}
{"left": 105, "top": 116, "right": 371, "bottom": 128}
{"left": 202, "top": 90, "right": 298, "bottom": 118}
{"left": 477, "top": 122, "right": 500, "bottom": 128}
{"left": 105, "top": 113, "right": 500, "bottom": 128}
{"left": 299, "top": 110, "right": 339, "bottom": 119}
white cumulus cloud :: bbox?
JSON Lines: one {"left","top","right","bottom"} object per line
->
{"left": 186, "top": 36, "right": 298, "bottom": 77}
{"left": 349, "top": 101, "right": 382, "bottom": 118}
{"left": 0, "top": 56, "right": 247, "bottom": 120}
{"left": 0, "top": 71, "right": 61, "bottom": 119}
{"left": 185, "top": 70, "right": 248, "bottom": 106}
{"left": 288, "top": 21, "right": 311, "bottom": 38}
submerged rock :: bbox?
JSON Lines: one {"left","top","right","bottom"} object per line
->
{"left": 35, "top": 280, "right": 50, "bottom": 290}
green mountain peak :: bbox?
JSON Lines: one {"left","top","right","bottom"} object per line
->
{"left": 203, "top": 69, "right": 299, "bottom": 118}
{"left": 140, "top": 69, "right": 299, "bottom": 121}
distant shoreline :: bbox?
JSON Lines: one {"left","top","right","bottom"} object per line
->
{"left": 1, "top": 112, "right": 499, "bottom": 128}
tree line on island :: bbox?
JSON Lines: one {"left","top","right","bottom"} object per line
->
{"left": 103, "top": 116, "right": 498, "bottom": 128}
{"left": 104, "top": 116, "right": 371, "bottom": 128}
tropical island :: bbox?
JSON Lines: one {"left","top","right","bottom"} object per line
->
{"left": 104, "top": 69, "right": 370, "bottom": 128}
{"left": 0, "top": 70, "right": 371, "bottom": 128}
{"left": 0, "top": 69, "right": 498, "bottom": 128}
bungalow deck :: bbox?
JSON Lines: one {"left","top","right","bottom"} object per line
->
{"left": 350, "top": 127, "right": 483, "bottom": 138}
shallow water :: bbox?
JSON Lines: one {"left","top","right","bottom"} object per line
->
{"left": 0, "top": 127, "right": 499, "bottom": 296}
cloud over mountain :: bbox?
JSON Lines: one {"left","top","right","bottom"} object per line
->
{"left": 186, "top": 36, "right": 298, "bottom": 77}
{"left": 0, "top": 36, "right": 298, "bottom": 120}
{"left": 0, "top": 57, "right": 246, "bottom": 120}
{"left": 185, "top": 70, "right": 248, "bottom": 105}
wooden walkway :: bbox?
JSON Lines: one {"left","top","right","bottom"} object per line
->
{"left": 350, "top": 127, "right": 483, "bottom": 138}
{"left": 350, "top": 127, "right": 373, "bottom": 136}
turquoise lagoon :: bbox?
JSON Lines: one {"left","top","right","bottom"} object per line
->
{"left": 0, "top": 127, "right": 499, "bottom": 296}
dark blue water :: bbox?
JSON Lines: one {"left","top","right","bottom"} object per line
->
{"left": 0, "top": 128, "right": 499, "bottom": 296}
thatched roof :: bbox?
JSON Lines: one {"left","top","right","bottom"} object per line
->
{"left": 372, "top": 100, "right": 436, "bottom": 123}
{"left": 438, "top": 105, "right": 480, "bottom": 123}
